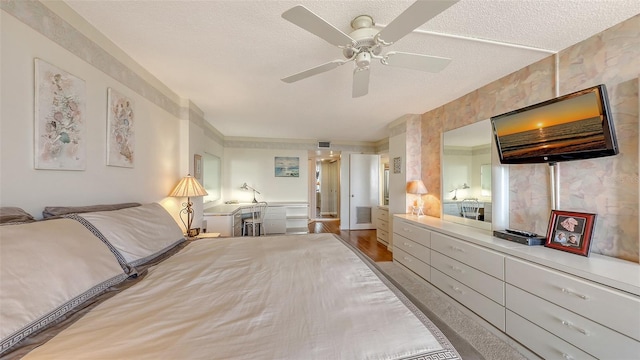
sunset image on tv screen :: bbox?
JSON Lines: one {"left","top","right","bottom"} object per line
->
{"left": 493, "top": 89, "right": 606, "bottom": 161}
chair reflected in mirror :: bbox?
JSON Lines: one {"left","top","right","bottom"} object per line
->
{"left": 460, "top": 199, "right": 480, "bottom": 220}
{"left": 243, "top": 201, "right": 268, "bottom": 236}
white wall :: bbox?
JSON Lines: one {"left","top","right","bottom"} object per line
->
{"left": 0, "top": 11, "right": 182, "bottom": 218}
{"left": 388, "top": 132, "right": 407, "bottom": 216}
{"left": 222, "top": 148, "right": 308, "bottom": 203}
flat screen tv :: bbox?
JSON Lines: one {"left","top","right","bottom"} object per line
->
{"left": 491, "top": 84, "right": 618, "bottom": 164}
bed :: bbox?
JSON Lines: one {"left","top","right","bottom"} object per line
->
{"left": 0, "top": 203, "right": 461, "bottom": 359}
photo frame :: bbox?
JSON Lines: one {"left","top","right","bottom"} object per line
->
{"left": 34, "top": 59, "right": 86, "bottom": 170}
{"left": 545, "top": 210, "right": 596, "bottom": 257}
{"left": 393, "top": 157, "right": 401, "bottom": 174}
{"left": 106, "top": 88, "right": 135, "bottom": 167}
{"left": 275, "top": 156, "right": 299, "bottom": 177}
{"left": 194, "top": 154, "right": 202, "bottom": 181}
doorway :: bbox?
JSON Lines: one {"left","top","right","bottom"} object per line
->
{"left": 309, "top": 150, "right": 340, "bottom": 221}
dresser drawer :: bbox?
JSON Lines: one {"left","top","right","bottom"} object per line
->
{"left": 393, "top": 218, "right": 431, "bottom": 248}
{"left": 431, "top": 251, "right": 504, "bottom": 305}
{"left": 263, "top": 219, "right": 286, "bottom": 234}
{"left": 431, "top": 269, "right": 505, "bottom": 331}
{"left": 443, "top": 203, "right": 460, "bottom": 216}
{"left": 377, "top": 228, "right": 388, "bottom": 242}
{"left": 377, "top": 218, "right": 389, "bottom": 231}
{"left": 506, "top": 284, "right": 640, "bottom": 359}
{"left": 265, "top": 206, "right": 286, "bottom": 219}
{"left": 506, "top": 310, "right": 597, "bottom": 360}
{"left": 394, "top": 247, "right": 430, "bottom": 282}
{"left": 506, "top": 257, "right": 640, "bottom": 341}
{"left": 395, "top": 235, "right": 430, "bottom": 263}
{"left": 431, "top": 232, "right": 504, "bottom": 280}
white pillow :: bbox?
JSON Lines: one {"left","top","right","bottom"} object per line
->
{"left": 71, "top": 203, "right": 185, "bottom": 269}
{"left": 0, "top": 219, "right": 127, "bottom": 355}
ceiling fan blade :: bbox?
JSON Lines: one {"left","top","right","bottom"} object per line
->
{"left": 352, "top": 66, "right": 370, "bottom": 98}
{"left": 281, "top": 60, "right": 348, "bottom": 83}
{"left": 383, "top": 51, "right": 451, "bottom": 72}
{"left": 377, "top": 0, "right": 458, "bottom": 44}
{"left": 282, "top": 5, "right": 354, "bottom": 47}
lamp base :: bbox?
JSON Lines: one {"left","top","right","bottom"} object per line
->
{"left": 179, "top": 197, "right": 195, "bottom": 237}
{"left": 413, "top": 199, "right": 425, "bottom": 217}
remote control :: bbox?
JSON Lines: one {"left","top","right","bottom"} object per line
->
{"left": 505, "top": 228, "right": 538, "bottom": 237}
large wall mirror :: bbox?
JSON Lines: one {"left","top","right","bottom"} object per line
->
{"left": 203, "top": 153, "right": 221, "bottom": 203}
{"left": 442, "top": 119, "right": 493, "bottom": 231}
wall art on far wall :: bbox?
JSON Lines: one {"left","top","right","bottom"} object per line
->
{"left": 545, "top": 210, "right": 596, "bottom": 257}
{"left": 106, "top": 88, "right": 135, "bottom": 168}
{"left": 34, "top": 58, "right": 86, "bottom": 170}
{"left": 275, "top": 156, "right": 299, "bottom": 177}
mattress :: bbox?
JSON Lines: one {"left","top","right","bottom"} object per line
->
{"left": 21, "top": 233, "right": 460, "bottom": 359}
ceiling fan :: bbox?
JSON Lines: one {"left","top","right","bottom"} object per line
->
{"left": 280, "top": 0, "right": 458, "bottom": 98}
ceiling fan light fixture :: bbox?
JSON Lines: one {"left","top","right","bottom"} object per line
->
{"left": 350, "top": 15, "right": 374, "bottom": 30}
{"left": 355, "top": 52, "right": 371, "bottom": 67}
{"left": 280, "top": 1, "right": 458, "bottom": 97}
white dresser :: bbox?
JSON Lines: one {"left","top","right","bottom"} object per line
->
{"left": 374, "top": 206, "right": 390, "bottom": 247}
{"left": 393, "top": 214, "right": 640, "bottom": 360}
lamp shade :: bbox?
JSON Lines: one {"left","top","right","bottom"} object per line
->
{"left": 169, "top": 174, "right": 208, "bottom": 197}
{"left": 406, "top": 180, "right": 428, "bottom": 195}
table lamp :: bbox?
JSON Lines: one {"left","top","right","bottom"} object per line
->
{"left": 450, "top": 183, "right": 470, "bottom": 200}
{"left": 169, "top": 174, "right": 208, "bottom": 236}
{"left": 240, "top": 182, "right": 260, "bottom": 203}
{"left": 406, "top": 180, "right": 428, "bottom": 216}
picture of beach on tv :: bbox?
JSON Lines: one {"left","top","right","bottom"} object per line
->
{"left": 491, "top": 85, "right": 618, "bottom": 164}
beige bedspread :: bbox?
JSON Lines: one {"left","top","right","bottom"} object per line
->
{"left": 22, "top": 233, "right": 459, "bottom": 359}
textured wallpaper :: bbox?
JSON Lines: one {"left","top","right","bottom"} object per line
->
{"left": 420, "top": 15, "right": 639, "bottom": 262}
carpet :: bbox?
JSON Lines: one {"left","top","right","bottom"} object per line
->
{"left": 375, "top": 261, "right": 530, "bottom": 360}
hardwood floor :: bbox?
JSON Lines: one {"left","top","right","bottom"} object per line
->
{"left": 308, "top": 220, "right": 393, "bottom": 262}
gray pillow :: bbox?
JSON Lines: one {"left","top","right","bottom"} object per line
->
{"left": 42, "top": 203, "right": 141, "bottom": 218}
{"left": 69, "top": 203, "right": 185, "bottom": 270}
{"left": 0, "top": 207, "right": 36, "bottom": 224}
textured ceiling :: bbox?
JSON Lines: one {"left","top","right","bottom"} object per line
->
{"left": 64, "top": 0, "right": 640, "bottom": 143}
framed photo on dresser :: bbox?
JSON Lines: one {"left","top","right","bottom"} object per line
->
{"left": 545, "top": 210, "right": 596, "bottom": 257}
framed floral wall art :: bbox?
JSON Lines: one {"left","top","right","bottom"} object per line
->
{"left": 106, "top": 88, "right": 135, "bottom": 167}
{"left": 34, "top": 59, "right": 86, "bottom": 170}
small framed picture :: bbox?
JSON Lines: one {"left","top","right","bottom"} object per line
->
{"left": 393, "top": 157, "right": 401, "bottom": 174}
{"left": 545, "top": 210, "right": 596, "bottom": 257}
{"left": 194, "top": 154, "right": 202, "bottom": 181}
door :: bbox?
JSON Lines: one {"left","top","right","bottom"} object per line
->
{"left": 320, "top": 161, "right": 339, "bottom": 217}
{"left": 349, "top": 154, "right": 379, "bottom": 230}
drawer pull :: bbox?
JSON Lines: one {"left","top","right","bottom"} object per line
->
{"left": 403, "top": 242, "right": 412, "bottom": 247}
{"left": 561, "top": 353, "right": 574, "bottom": 360}
{"left": 403, "top": 228, "right": 412, "bottom": 233}
{"left": 561, "top": 288, "right": 589, "bottom": 300}
{"left": 451, "top": 286, "right": 464, "bottom": 295}
{"left": 451, "top": 246, "right": 465, "bottom": 252}
{"left": 403, "top": 256, "right": 412, "bottom": 262}
{"left": 450, "top": 265, "right": 464, "bottom": 273}
{"left": 561, "top": 320, "right": 589, "bottom": 335}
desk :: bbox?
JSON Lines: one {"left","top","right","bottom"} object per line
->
{"left": 204, "top": 202, "right": 308, "bottom": 237}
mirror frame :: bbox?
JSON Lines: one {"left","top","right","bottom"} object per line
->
{"left": 441, "top": 119, "right": 509, "bottom": 231}
{"left": 202, "top": 152, "right": 222, "bottom": 203}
